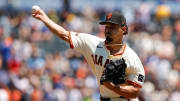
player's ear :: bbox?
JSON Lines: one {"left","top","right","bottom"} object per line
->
{"left": 122, "top": 30, "right": 125, "bottom": 34}
{"left": 119, "top": 27, "right": 125, "bottom": 34}
{"left": 122, "top": 25, "right": 128, "bottom": 35}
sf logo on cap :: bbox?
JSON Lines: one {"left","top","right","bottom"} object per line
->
{"left": 107, "top": 13, "right": 112, "bottom": 20}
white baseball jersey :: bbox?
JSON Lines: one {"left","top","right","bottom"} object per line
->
{"left": 68, "top": 32, "right": 145, "bottom": 101}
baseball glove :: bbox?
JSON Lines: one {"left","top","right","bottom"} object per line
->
{"left": 100, "top": 58, "right": 127, "bottom": 85}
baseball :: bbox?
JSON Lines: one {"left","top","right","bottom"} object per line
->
{"left": 32, "top": 5, "right": 41, "bottom": 13}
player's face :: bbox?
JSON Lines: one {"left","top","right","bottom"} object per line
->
{"left": 104, "top": 24, "right": 124, "bottom": 43}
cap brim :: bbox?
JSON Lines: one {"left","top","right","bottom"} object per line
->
{"left": 99, "top": 21, "right": 119, "bottom": 25}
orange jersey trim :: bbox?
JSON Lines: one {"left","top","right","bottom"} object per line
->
{"left": 127, "top": 80, "right": 142, "bottom": 88}
{"left": 68, "top": 31, "right": 74, "bottom": 48}
{"left": 113, "top": 44, "right": 126, "bottom": 56}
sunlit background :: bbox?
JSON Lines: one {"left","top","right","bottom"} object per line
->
{"left": 0, "top": 0, "right": 180, "bottom": 101}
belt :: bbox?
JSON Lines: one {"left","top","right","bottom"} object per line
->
{"left": 100, "top": 96, "right": 127, "bottom": 101}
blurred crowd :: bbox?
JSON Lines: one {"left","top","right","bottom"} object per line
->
{"left": 0, "top": 1, "right": 180, "bottom": 101}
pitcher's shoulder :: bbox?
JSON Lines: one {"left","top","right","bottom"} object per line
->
{"left": 123, "top": 45, "right": 144, "bottom": 69}
{"left": 123, "top": 45, "right": 139, "bottom": 58}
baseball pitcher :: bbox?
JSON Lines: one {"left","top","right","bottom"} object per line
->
{"left": 32, "top": 7, "right": 145, "bottom": 101}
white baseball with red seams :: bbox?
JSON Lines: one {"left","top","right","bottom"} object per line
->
{"left": 32, "top": 5, "right": 41, "bottom": 13}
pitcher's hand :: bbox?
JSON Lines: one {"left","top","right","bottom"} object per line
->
{"left": 32, "top": 6, "right": 48, "bottom": 22}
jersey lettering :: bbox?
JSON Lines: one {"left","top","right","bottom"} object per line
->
{"left": 98, "top": 56, "right": 103, "bottom": 66}
{"left": 91, "top": 54, "right": 110, "bottom": 67}
{"left": 91, "top": 54, "right": 98, "bottom": 64}
{"left": 104, "top": 58, "right": 110, "bottom": 67}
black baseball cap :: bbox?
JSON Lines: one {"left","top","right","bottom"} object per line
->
{"left": 99, "top": 11, "right": 126, "bottom": 27}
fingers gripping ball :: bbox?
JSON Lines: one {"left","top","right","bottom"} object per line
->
{"left": 32, "top": 5, "right": 41, "bottom": 13}
{"left": 100, "top": 58, "right": 127, "bottom": 85}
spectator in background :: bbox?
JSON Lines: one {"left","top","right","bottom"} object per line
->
{"left": 27, "top": 44, "right": 45, "bottom": 75}
{"left": 51, "top": 52, "right": 70, "bottom": 75}
{"left": 7, "top": 48, "right": 21, "bottom": 75}
{"left": 0, "top": 83, "right": 9, "bottom": 101}
{"left": 0, "top": 37, "right": 13, "bottom": 69}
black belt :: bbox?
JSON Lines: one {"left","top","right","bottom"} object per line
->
{"left": 100, "top": 96, "right": 126, "bottom": 101}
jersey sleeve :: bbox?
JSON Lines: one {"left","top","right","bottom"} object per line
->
{"left": 68, "top": 31, "right": 104, "bottom": 54}
{"left": 125, "top": 51, "right": 145, "bottom": 88}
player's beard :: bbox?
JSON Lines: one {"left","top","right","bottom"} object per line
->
{"left": 105, "top": 31, "right": 113, "bottom": 43}
{"left": 106, "top": 36, "right": 113, "bottom": 43}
